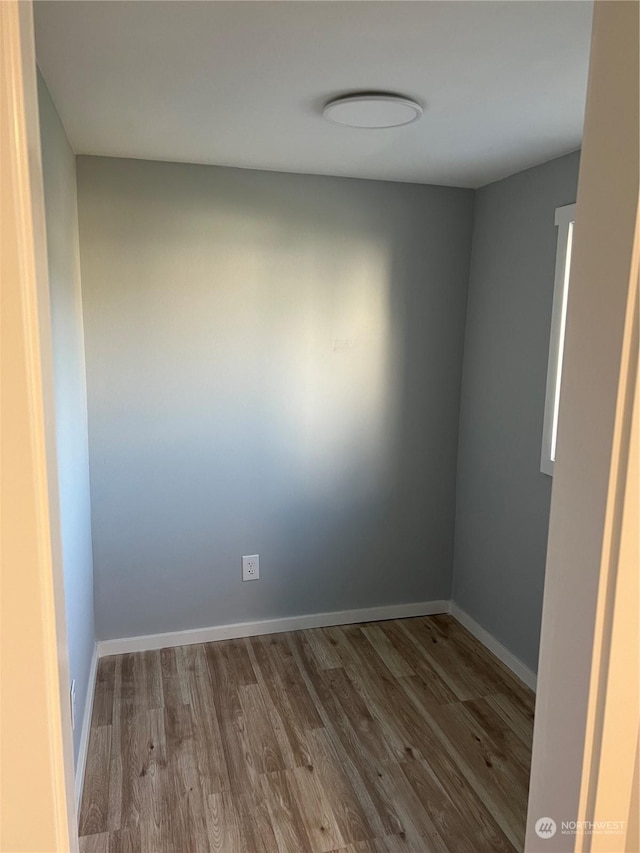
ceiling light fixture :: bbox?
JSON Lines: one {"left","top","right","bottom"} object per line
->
{"left": 322, "top": 93, "right": 423, "bottom": 129}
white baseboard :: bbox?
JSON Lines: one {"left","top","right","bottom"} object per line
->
{"left": 97, "top": 600, "right": 450, "bottom": 658}
{"left": 93, "top": 599, "right": 535, "bottom": 690}
{"left": 74, "top": 642, "right": 98, "bottom": 815}
{"left": 449, "top": 601, "right": 537, "bottom": 691}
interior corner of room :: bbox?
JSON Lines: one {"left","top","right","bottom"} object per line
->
{"left": 39, "top": 70, "right": 577, "bottom": 705}
{"left": 3, "top": 1, "right": 638, "bottom": 851}
{"left": 40, "top": 49, "right": 575, "bottom": 834}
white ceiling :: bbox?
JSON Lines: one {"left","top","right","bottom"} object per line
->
{"left": 34, "top": 1, "right": 593, "bottom": 189}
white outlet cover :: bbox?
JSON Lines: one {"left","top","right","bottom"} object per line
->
{"left": 242, "top": 554, "right": 260, "bottom": 581}
{"left": 70, "top": 679, "right": 77, "bottom": 730}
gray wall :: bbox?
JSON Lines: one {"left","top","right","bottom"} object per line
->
{"left": 452, "top": 151, "right": 581, "bottom": 672}
{"left": 76, "top": 156, "right": 475, "bottom": 640}
{"left": 38, "top": 74, "right": 95, "bottom": 765}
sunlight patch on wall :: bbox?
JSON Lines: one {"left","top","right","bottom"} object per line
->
{"left": 111, "top": 207, "right": 396, "bottom": 508}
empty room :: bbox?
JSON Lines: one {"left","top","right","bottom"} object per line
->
{"left": 2, "top": 1, "right": 638, "bottom": 852}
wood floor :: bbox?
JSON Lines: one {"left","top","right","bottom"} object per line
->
{"left": 79, "top": 615, "right": 535, "bottom": 853}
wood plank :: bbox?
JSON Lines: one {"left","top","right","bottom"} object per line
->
{"left": 397, "top": 741, "right": 513, "bottom": 853}
{"left": 244, "top": 636, "right": 299, "bottom": 770}
{"left": 327, "top": 629, "right": 516, "bottom": 851}
{"left": 289, "top": 633, "right": 398, "bottom": 836}
{"left": 79, "top": 833, "right": 109, "bottom": 853}
{"left": 185, "top": 644, "right": 230, "bottom": 795}
{"left": 398, "top": 618, "right": 491, "bottom": 701}
{"left": 107, "top": 657, "right": 123, "bottom": 833}
{"left": 204, "top": 638, "right": 271, "bottom": 807}
{"left": 119, "top": 653, "right": 143, "bottom": 717}
{"left": 239, "top": 682, "right": 286, "bottom": 774}
{"left": 107, "top": 752, "right": 122, "bottom": 833}
{"left": 224, "top": 637, "right": 258, "bottom": 686}
{"left": 204, "top": 791, "right": 242, "bottom": 853}
{"left": 136, "top": 708, "right": 166, "bottom": 853}
{"left": 79, "top": 725, "right": 111, "bottom": 836}
{"left": 289, "top": 763, "right": 346, "bottom": 852}
{"left": 321, "top": 666, "right": 391, "bottom": 765}
{"left": 261, "top": 632, "right": 325, "bottom": 730}
{"left": 289, "top": 633, "right": 402, "bottom": 839}
{"left": 162, "top": 702, "right": 209, "bottom": 852}
{"left": 117, "top": 709, "right": 143, "bottom": 831}
{"left": 430, "top": 615, "right": 535, "bottom": 711}
{"left": 261, "top": 769, "right": 314, "bottom": 852}
{"left": 335, "top": 624, "right": 441, "bottom": 759}
{"left": 304, "top": 627, "right": 343, "bottom": 670}
{"left": 321, "top": 626, "right": 410, "bottom": 761}
{"left": 377, "top": 834, "right": 441, "bottom": 853}
{"left": 484, "top": 691, "right": 535, "bottom": 748}
{"left": 361, "top": 624, "right": 415, "bottom": 678}
{"left": 109, "top": 825, "right": 140, "bottom": 853}
{"left": 326, "top": 842, "right": 380, "bottom": 853}
{"left": 457, "top": 695, "right": 532, "bottom": 785}
{"left": 398, "top": 676, "right": 524, "bottom": 850}
{"left": 234, "top": 788, "right": 280, "bottom": 853}
{"left": 306, "top": 727, "right": 376, "bottom": 845}
{"left": 393, "top": 746, "right": 478, "bottom": 853}
{"left": 160, "top": 646, "right": 190, "bottom": 708}
{"left": 142, "top": 650, "right": 163, "bottom": 710}
{"left": 248, "top": 634, "right": 314, "bottom": 768}
{"left": 93, "top": 657, "right": 116, "bottom": 727}
{"left": 378, "top": 620, "right": 458, "bottom": 705}
{"left": 363, "top": 755, "right": 450, "bottom": 853}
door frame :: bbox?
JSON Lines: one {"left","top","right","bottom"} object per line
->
{"left": 2, "top": 1, "right": 638, "bottom": 850}
{"left": 525, "top": 2, "right": 639, "bottom": 850}
{"left": 0, "top": 1, "right": 77, "bottom": 850}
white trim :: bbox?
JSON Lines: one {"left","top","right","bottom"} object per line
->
{"left": 554, "top": 202, "right": 577, "bottom": 229}
{"left": 541, "top": 202, "right": 577, "bottom": 477}
{"left": 1, "top": 3, "right": 77, "bottom": 848}
{"left": 449, "top": 602, "right": 537, "bottom": 691}
{"left": 74, "top": 644, "right": 98, "bottom": 816}
{"left": 97, "top": 600, "right": 450, "bottom": 658}
{"left": 94, "top": 600, "right": 537, "bottom": 691}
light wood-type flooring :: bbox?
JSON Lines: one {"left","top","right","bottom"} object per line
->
{"left": 79, "top": 615, "right": 535, "bottom": 853}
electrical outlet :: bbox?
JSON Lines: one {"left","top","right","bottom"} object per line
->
{"left": 242, "top": 554, "right": 259, "bottom": 581}
{"left": 70, "top": 680, "right": 77, "bottom": 731}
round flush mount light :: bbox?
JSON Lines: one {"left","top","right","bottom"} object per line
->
{"left": 322, "top": 93, "right": 423, "bottom": 129}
